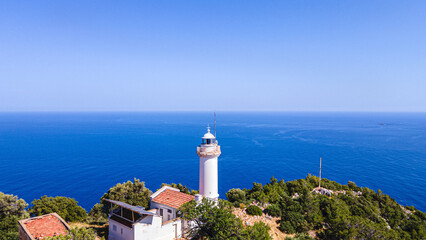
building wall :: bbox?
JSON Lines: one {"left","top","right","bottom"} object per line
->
{"left": 18, "top": 225, "right": 31, "bottom": 240}
{"left": 108, "top": 219, "right": 134, "bottom": 240}
{"left": 150, "top": 202, "right": 176, "bottom": 222}
{"left": 199, "top": 156, "right": 219, "bottom": 199}
{"left": 133, "top": 217, "right": 182, "bottom": 240}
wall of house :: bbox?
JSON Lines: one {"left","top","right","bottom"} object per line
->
{"left": 150, "top": 202, "right": 176, "bottom": 222}
{"left": 108, "top": 218, "right": 134, "bottom": 240}
{"left": 133, "top": 217, "right": 182, "bottom": 240}
{"left": 18, "top": 225, "right": 31, "bottom": 240}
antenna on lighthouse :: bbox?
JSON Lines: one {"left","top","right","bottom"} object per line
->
{"left": 214, "top": 112, "right": 217, "bottom": 139}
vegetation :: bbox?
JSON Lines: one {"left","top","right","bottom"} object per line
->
{"left": 29, "top": 196, "right": 87, "bottom": 222}
{"left": 226, "top": 188, "right": 246, "bottom": 203}
{"left": 88, "top": 178, "right": 151, "bottom": 223}
{"left": 246, "top": 205, "right": 262, "bottom": 216}
{"left": 178, "top": 198, "right": 271, "bottom": 240}
{"left": 161, "top": 182, "right": 199, "bottom": 195}
{"left": 0, "top": 192, "right": 29, "bottom": 240}
{"left": 265, "top": 204, "right": 281, "bottom": 217}
{"left": 2, "top": 176, "right": 425, "bottom": 240}
{"left": 44, "top": 227, "right": 97, "bottom": 240}
{"left": 285, "top": 233, "right": 315, "bottom": 240}
{"left": 226, "top": 175, "right": 426, "bottom": 239}
{"left": 243, "top": 221, "right": 272, "bottom": 240}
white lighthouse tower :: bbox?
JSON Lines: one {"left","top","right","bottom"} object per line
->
{"left": 197, "top": 126, "right": 221, "bottom": 201}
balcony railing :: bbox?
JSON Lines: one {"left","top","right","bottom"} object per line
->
{"left": 197, "top": 145, "right": 221, "bottom": 157}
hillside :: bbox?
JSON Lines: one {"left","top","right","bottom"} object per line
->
{"left": 226, "top": 175, "right": 426, "bottom": 239}
{"left": 2, "top": 176, "right": 425, "bottom": 240}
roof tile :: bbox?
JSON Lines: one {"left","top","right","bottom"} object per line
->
{"left": 152, "top": 189, "right": 195, "bottom": 209}
{"left": 22, "top": 213, "right": 69, "bottom": 239}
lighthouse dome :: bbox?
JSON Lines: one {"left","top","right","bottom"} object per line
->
{"left": 202, "top": 132, "right": 215, "bottom": 139}
{"left": 202, "top": 127, "right": 215, "bottom": 139}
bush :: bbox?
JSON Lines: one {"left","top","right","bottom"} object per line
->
{"left": 179, "top": 199, "right": 245, "bottom": 239}
{"left": 280, "top": 211, "right": 310, "bottom": 234}
{"left": 226, "top": 188, "right": 246, "bottom": 203}
{"left": 45, "top": 227, "right": 96, "bottom": 240}
{"left": 285, "top": 233, "right": 315, "bottom": 240}
{"left": 348, "top": 181, "right": 362, "bottom": 192}
{"left": 246, "top": 205, "right": 262, "bottom": 216}
{"left": 280, "top": 221, "right": 295, "bottom": 234}
{"left": 244, "top": 221, "right": 272, "bottom": 240}
{"left": 161, "top": 183, "right": 193, "bottom": 195}
{"left": 265, "top": 204, "right": 281, "bottom": 217}
{"left": 29, "top": 196, "right": 87, "bottom": 222}
{"left": 87, "top": 203, "right": 106, "bottom": 224}
{"left": 89, "top": 178, "right": 152, "bottom": 223}
{"left": 0, "top": 192, "right": 30, "bottom": 240}
{"left": 179, "top": 199, "right": 271, "bottom": 240}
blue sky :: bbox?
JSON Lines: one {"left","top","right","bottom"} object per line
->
{"left": 1, "top": 1, "right": 425, "bottom": 111}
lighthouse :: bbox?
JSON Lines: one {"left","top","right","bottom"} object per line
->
{"left": 197, "top": 126, "right": 221, "bottom": 201}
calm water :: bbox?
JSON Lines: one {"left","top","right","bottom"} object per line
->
{"left": 0, "top": 112, "right": 425, "bottom": 212}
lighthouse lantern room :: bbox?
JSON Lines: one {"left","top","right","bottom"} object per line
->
{"left": 197, "top": 126, "right": 221, "bottom": 201}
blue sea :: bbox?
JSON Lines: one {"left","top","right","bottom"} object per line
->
{"left": 0, "top": 112, "right": 425, "bottom": 212}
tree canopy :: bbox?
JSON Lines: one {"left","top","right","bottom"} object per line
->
{"left": 44, "top": 227, "right": 96, "bottom": 240}
{"left": 161, "top": 182, "right": 199, "bottom": 195}
{"left": 88, "top": 178, "right": 152, "bottom": 223}
{"left": 226, "top": 188, "right": 246, "bottom": 203}
{"left": 246, "top": 205, "right": 262, "bottom": 216}
{"left": 28, "top": 196, "right": 87, "bottom": 222}
{"left": 178, "top": 198, "right": 271, "bottom": 240}
{"left": 0, "top": 192, "right": 29, "bottom": 240}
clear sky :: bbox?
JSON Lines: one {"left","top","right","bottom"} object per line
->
{"left": 1, "top": 1, "right": 425, "bottom": 111}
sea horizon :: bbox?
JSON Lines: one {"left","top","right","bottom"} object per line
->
{"left": 1, "top": 110, "right": 426, "bottom": 113}
{"left": 1, "top": 111, "right": 425, "bottom": 212}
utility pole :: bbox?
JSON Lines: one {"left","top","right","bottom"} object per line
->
{"left": 319, "top": 157, "right": 322, "bottom": 188}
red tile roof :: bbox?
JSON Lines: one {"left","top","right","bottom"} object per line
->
{"left": 152, "top": 189, "right": 195, "bottom": 209}
{"left": 20, "top": 213, "right": 69, "bottom": 239}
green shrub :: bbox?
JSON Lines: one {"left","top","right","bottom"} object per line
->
{"left": 265, "top": 204, "right": 281, "bottom": 217}
{"left": 226, "top": 188, "right": 246, "bottom": 203}
{"left": 86, "top": 203, "right": 106, "bottom": 223}
{"left": 285, "top": 233, "right": 315, "bottom": 240}
{"left": 244, "top": 221, "right": 272, "bottom": 240}
{"left": 29, "top": 196, "right": 87, "bottom": 222}
{"left": 0, "top": 192, "right": 29, "bottom": 240}
{"left": 280, "top": 221, "right": 295, "bottom": 234}
{"left": 280, "top": 211, "right": 310, "bottom": 233}
{"left": 246, "top": 205, "right": 262, "bottom": 216}
{"left": 89, "top": 178, "right": 151, "bottom": 223}
{"left": 179, "top": 199, "right": 271, "bottom": 240}
{"left": 161, "top": 183, "right": 193, "bottom": 195}
{"left": 45, "top": 227, "right": 96, "bottom": 240}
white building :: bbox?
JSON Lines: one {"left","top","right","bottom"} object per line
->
{"left": 108, "top": 127, "right": 220, "bottom": 240}
{"left": 197, "top": 126, "right": 221, "bottom": 202}
{"left": 107, "top": 187, "right": 194, "bottom": 240}
{"left": 150, "top": 186, "right": 195, "bottom": 223}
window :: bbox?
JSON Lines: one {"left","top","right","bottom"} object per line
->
{"left": 121, "top": 228, "right": 123, "bottom": 235}
{"left": 168, "top": 215, "right": 171, "bottom": 221}
{"left": 167, "top": 209, "right": 172, "bottom": 213}
{"left": 113, "top": 225, "right": 117, "bottom": 231}
{"left": 160, "top": 209, "right": 163, "bottom": 216}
